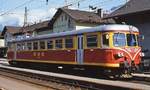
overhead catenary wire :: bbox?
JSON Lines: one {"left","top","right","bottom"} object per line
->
{"left": 0, "top": 0, "right": 36, "bottom": 16}
{"left": 79, "top": 0, "right": 125, "bottom": 10}
{"left": 79, "top": 0, "right": 113, "bottom": 9}
{"left": 0, "top": 0, "right": 125, "bottom": 16}
{"left": 0, "top": 0, "right": 126, "bottom": 25}
{"left": 62, "top": 0, "right": 87, "bottom": 8}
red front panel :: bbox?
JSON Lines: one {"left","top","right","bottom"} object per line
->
{"left": 84, "top": 48, "right": 141, "bottom": 65}
{"left": 112, "top": 48, "right": 141, "bottom": 65}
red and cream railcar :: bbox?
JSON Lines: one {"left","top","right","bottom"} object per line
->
{"left": 7, "top": 24, "right": 142, "bottom": 77}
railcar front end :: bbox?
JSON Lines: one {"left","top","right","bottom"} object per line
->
{"left": 108, "top": 32, "right": 142, "bottom": 77}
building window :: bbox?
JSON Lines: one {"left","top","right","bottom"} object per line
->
{"left": 27, "top": 42, "right": 32, "bottom": 50}
{"left": 65, "top": 37, "right": 73, "bottom": 48}
{"left": 86, "top": 35, "right": 98, "bottom": 48}
{"left": 65, "top": 15, "right": 67, "bottom": 21}
{"left": 55, "top": 39, "right": 62, "bottom": 49}
{"left": 47, "top": 40, "right": 53, "bottom": 49}
{"left": 40, "top": 41, "right": 45, "bottom": 49}
{"left": 33, "top": 42, "right": 38, "bottom": 50}
{"left": 61, "top": 16, "right": 63, "bottom": 22}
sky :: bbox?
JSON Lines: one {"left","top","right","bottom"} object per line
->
{"left": 0, "top": 0, "right": 127, "bottom": 31}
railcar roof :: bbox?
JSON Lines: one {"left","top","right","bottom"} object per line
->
{"left": 10, "top": 24, "right": 139, "bottom": 43}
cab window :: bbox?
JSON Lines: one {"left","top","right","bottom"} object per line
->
{"left": 102, "top": 34, "right": 109, "bottom": 47}
{"left": 127, "top": 34, "right": 137, "bottom": 46}
{"left": 113, "top": 33, "right": 126, "bottom": 47}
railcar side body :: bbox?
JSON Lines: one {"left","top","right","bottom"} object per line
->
{"left": 7, "top": 24, "right": 142, "bottom": 77}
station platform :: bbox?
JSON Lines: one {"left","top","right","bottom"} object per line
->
{"left": 144, "top": 72, "right": 150, "bottom": 74}
{"left": 132, "top": 72, "right": 150, "bottom": 82}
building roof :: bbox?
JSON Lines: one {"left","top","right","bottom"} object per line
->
{"left": 22, "top": 20, "right": 50, "bottom": 32}
{"left": 1, "top": 26, "right": 21, "bottom": 36}
{"left": 50, "top": 8, "right": 108, "bottom": 25}
{"left": 107, "top": 0, "right": 150, "bottom": 18}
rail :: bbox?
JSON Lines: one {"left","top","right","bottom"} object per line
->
{"left": 0, "top": 65, "right": 149, "bottom": 90}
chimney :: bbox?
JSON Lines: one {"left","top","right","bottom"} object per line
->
{"left": 97, "top": 8, "right": 103, "bottom": 18}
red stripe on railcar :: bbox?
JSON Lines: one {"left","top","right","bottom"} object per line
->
{"left": 16, "top": 50, "right": 76, "bottom": 62}
{"left": 84, "top": 49, "right": 114, "bottom": 63}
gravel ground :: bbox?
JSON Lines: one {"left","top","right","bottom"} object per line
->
{"left": 0, "top": 75, "right": 53, "bottom": 90}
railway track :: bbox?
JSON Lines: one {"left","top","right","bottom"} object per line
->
{"left": 0, "top": 64, "right": 150, "bottom": 90}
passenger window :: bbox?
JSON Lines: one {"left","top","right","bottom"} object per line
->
{"left": 27, "top": 42, "right": 32, "bottom": 50}
{"left": 40, "top": 41, "right": 45, "bottom": 49}
{"left": 102, "top": 34, "right": 109, "bottom": 47}
{"left": 47, "top": 40, "right": 53, "bottom": 49}
{"left": 33, "top": 42, "right": 38, "bottom": 50}
{"left": 55, "top": 39, "right": 62, "bottom": 49}
{"left": 86, "top": 35, "right": 98, "bottom": 48}
{"left": 65, "top": 37, "right": 73, "bottom": 48}
{"left": 17, "top": 43, "right": 22, "bottom": 51}
{"left": 22, "top": 43, "right": 26, "bottom": 50}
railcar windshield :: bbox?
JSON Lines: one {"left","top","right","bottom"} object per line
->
{"left": 113, "top": 33, "right": 138, "bottom": 47}
{"left": 127, "top": 34, "right": 137, "bottom": 46}
{"left": 113, "top": 33, "right": 126, "bottom": 47}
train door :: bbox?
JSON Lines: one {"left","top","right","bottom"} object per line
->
{"left": 14, "top": 43, "right": 17, "bottom": 60}
{"left": 77, "top": 35, "right": 84, "bottom": 64}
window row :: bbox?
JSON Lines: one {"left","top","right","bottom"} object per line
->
{"left": 16, "top": 37, "right": 74, "bottom": 51}
{"left": 86, "top": 34, "right": 109, "bottom": 48}
{"left": 15, "top": 33, "right": 111, "bottom": 51}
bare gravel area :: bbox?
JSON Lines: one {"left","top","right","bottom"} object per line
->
{"left": 0, "top": 75, "right": 53, "bottom": 90}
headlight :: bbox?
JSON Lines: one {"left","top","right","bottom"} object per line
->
{"left": 140, "top": 52, "right": 145, "bottom": 57}
{"left": 117, "top": 52, "right": 124, "bottom": 58}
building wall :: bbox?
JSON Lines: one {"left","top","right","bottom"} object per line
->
{"left": 53, "top": 12, "right": 100, "bottom": 33}
{"left": 53, "top": 12, "right": 75, "bottom": 33}
{"left": 4, "top": 32, "right": 14, "bottom": 46}
{"left": 0, "top": 39, "right": 4, "bottom": 47}
{"left": 76, "top": 23, "right": 98, "bottom": 30}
